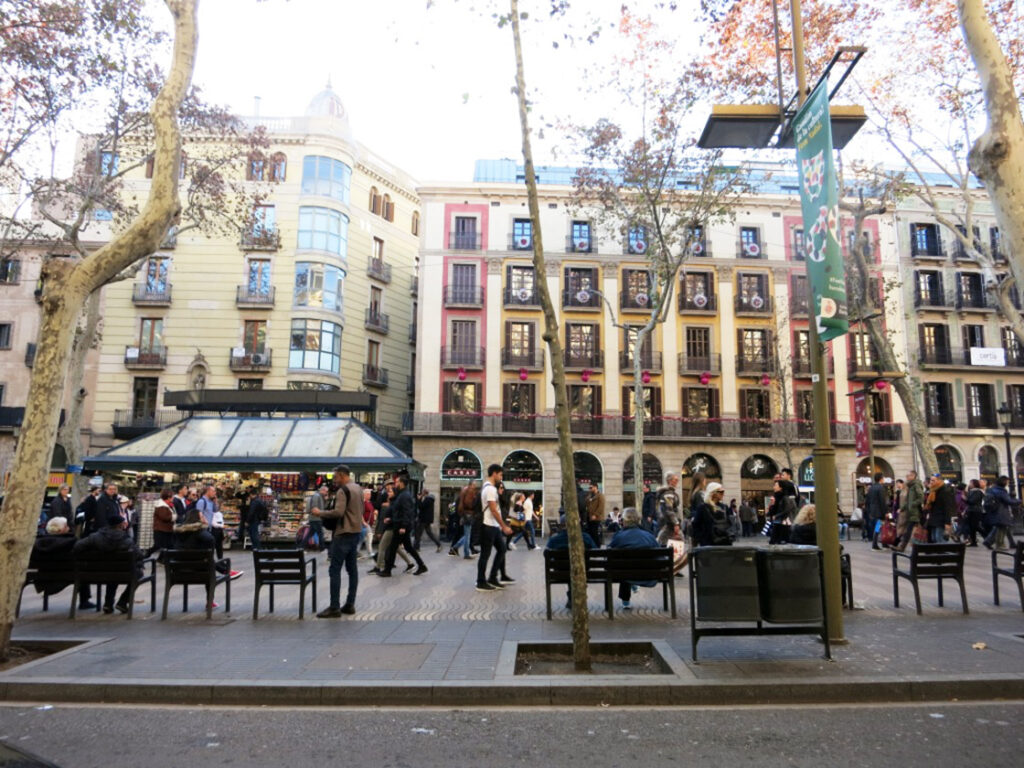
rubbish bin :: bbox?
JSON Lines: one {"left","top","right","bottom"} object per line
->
{"left": 756, "top": 545, "right": 823, "bottom": 624}
{"left": 692, "top": 546, "right": 760, "bottom": 622}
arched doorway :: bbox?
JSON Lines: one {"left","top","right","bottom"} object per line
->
{"left": 935, "top": 445, "right": 963, "bottom": 484}
{"left": 622, "top": 452, "right": 663, "bottom": 509}
{"left": 572, "top": 451, "right": 603, "bottom": 492}
{"left": 978, "top": 445, "right": 1000, "bottom": 484}
{"left": 740, "top": 454, "right": 778, "bottom": 513}
{"left": 439, "top": 449, "right": 482, "bottom": 534}
{"left": 501, "top": 450, "right": 544, "bottom": 510}
{"left": 854, "top": 456, "right": 894, "bottom": 510}
{"left": 680, "top": 452, "right": 721, "bottom": 507}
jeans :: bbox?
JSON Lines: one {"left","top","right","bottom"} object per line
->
{"left": 586, "top": 520, "right": 602, "bottom": 547}
{"left": 984, "top": 524, "right": 1016, "bottom": 548}
{"left": 328, "top": 532, "right": 360, "bottom": 609}
{"left": 454, "top": 523, "right": 473, "bottom": 557}
{"left": 307, "top": 519, "right": 326, "bottom": 551}
{"left": 928, "top": 525, "right": 945, "bottom": 543}
{"left": 512, "top": 520, "right": 536, "bottom": 548}
{"left": 248, "top": 520, "right": 261, "bottom": 550}
{"left": 477, "top": 526, "right": 505, "bottom": 585}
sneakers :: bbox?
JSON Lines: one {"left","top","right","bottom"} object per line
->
{"left": 508, "top": 542, "right": 518, "bottom": 550}
{"left": 487, "top": 579, "right": 505, "bottom": 590}
{"left": 499, "top": 575, "right": 516, "bottom": 584}
{"left": 340, "top": 603, "right": 356, "bottom": 615}
{"left": 102, "top": 605, "right": 114, "bottom": 614}
{"left": 210, "top": 602, "right": 220, "bottom": 609}
{"left": 229, "top": 570, "right": 244, "bottom": 580}
{"left": 631, "top": 585, "right": 639, "bottom": 594}
{"left": 377, "top": 570, "right": 393, "bottom": 577}
{"left": 317, "top": 607, "right": 343, "bottom": 618}
{"left": 404, "top": 563, "right": 416, "bottom": 573}
{"left": 414, "top": 565, "right": 428, "bottom": 575}
{"left": 475, "top": 582, "right": 497, "bottom": 592}
{"left": 78, "top": 601, "right": 96, "bottom": 610}
{"left": 621, "top": 601, "right": 632, "bottom": 610}
{"left": 448, "top": 549, "right": 459, "bottom": 557}
{"left": 463, "top": 554, "right": 475, "bottom": 560}
{"left": 114, "top": 602, "right": 129, "bottom": 614}
{"left": 367, "top": 567, "right": 381, "bottom": 574}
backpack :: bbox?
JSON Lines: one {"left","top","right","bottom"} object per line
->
{"left": 982, "top": 491, "right": 1000, "bottom": 524}
{"left": 322, "top": 485, "right": 351, "bottom": 533}
{"left": 710, "top": 504, "right": 734, "bottom": 545}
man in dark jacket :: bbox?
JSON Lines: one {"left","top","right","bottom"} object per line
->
{"left": 982, "top": 476, "right": 1021, "bottom": 549}
{"left": 546, "top": 515, "right": 596, "bottom": 609}
{"left": 97, "top": 483, "right": 125, "bottom": 530}
{"left": 924, "top": 473, "right": 955, "bottom": 543}
{"left": 414, "top": 489, "right": 441, "bottom": 551}
{"left": 72, "top": 513, "right": 145, "bottom": 614}
{"left": 76, "top": 485, "right": 102, "bottom": 537}
{"left": 381, "top": 472, "right": 427, "bottom": 576}
{"left": 608, "top": 507, "right": 659, "bottom": 610}
{"left": 864, "top": 473, "right": 888, "bottom": 549}
{"left": 29, "top": 517, "right": 77, "bottom": 600}
{"left": 242, "top": 492, "right": 269, "bottom": 550}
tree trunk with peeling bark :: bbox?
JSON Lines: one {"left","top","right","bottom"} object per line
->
{"left": 509, "top": 0, "right": 590, "bottom": 670}
{"left": 0, "top": 0, "right": 198, "bottom": 661}
{"left": 959, "top": 0, "right": 1024, "bottom": 300}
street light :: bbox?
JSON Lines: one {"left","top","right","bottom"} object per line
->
{"left": 997, "top": 402, "right": 1015, "bottom": 498}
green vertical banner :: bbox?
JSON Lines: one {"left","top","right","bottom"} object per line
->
{"left": 795, "top": 81, "right": 848, "bottom": 342}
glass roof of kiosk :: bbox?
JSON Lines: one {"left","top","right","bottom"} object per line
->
{"left": 84, "top": 416, "right": 419, "bottom": 475}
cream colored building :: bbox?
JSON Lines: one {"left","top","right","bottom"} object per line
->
{"left": 89, "top": 86, "right": 420, "bottom": 453}
{"left": 409, "top": 160, "right": 913, "bottom": 520}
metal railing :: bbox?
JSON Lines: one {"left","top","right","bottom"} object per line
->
{"left": 618, "top": 350, "right": 662, "bottom": 373}
{"left": 678, "top": 353, "right": 721, "bottom": 374}
{"left": 734, "top": 294, "right": 772, "bottom": 313}
{"left": 562, "top": 288, "right": 601, "bottom": 310}
{"left": 235, "top": 285, "right": 275, "bottom": 307}
{"left": 448, "top": 232, "right": 482, "bottom": 250}
{"left": 124, "top": 346, "right": 167, "bottom": 368}
{"left": 678, "top": 292, "right": 717, "bottom": 312}
{"left": 620, "top": 290, "right": 653, "bottom": 311}
{"left": 364, "top": 308, "right": 390, "bottom": 333}
{"left": 955, "top": 289, "right": 991, "bottom": 310}
{"left": 563, "top": 350, "right": 604, "bottom": 370}
{"left": 504, "top": 286, "right": 540, "bottom": 306}
{"left": 367, "top": 257, "right": 392, "bottom": 283}
{"left": 443, "top": 285, "right": 484, "bottom": 307}
{"left": 440, "top": 346, "right": 486, "bottom": 368}
{"left": 229, "top": 349, "right": 272, "bottom": 371}
{"left": 239, "top": 229, "right": 281, "bottom": 251}
{"left": 501, "top": 347, "right": 544, "bottom": 370}
{"left": 735, "top": 355, "right": 775, "bottom": 374}
{"left": 132, "top": 283, "right": 172, "bottom": 305}
{"left": 566, "top": 235, "right": 593, "bottom": 253}
{"left": 362, "top": 364, "right": 389, "bottom": 388}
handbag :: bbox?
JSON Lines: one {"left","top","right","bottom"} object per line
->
{"left": 911, "top": 524, "right": 929, "bottom": 543}
{"left": 879, "top": 521, "right": 897, "bottom": 547}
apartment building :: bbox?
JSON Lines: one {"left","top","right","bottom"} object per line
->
{"left": 409, "top": 160, "right": 913, "bottom": 520}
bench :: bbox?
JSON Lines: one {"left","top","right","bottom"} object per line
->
{"left": 543, "top": 547, "right": 676, "bottom": 620}
{"left": 70, "top": 552, "right": 157, "bottom": 619}
{"left": 992, "top": 541, "right": 1024, "bottom": 611}
{"left": 160, "top": 549, "right": 231, "bottom": 619}
{"left": 252, "top": 548, "right": 317, "bottom": 619}
{"left": 892, "top": 542, "right": 967, "bottom": 615}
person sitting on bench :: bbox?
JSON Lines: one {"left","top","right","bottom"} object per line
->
{"left": 607, "top": 507, "right": 659, "bottom": 611}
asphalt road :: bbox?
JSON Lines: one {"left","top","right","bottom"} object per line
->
{"left": 0, "top": 702, "right": 1021, "bottom": 768}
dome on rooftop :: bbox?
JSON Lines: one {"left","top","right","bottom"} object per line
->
{"left": 306, "top": 80, "right": 348, "bottom": 120}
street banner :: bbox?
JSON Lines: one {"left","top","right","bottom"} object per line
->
{"left": 795, "top": 80, "right": 848, "bottom": 342}
{"left": 852, "top": 392, "right": 868, "bottom": 458}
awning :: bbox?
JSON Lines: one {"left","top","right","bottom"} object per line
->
{"left": 84, "top": 416, "right": 422, "bottom": 477}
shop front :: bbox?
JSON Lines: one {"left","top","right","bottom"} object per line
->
{"left": 740, "top": 453, "right": 779, "bottom": 513}
{"left": 622, "top": 452, "right": 663, "bottom": 509}
{"left": 680, "top": 452, "right": 721, "bottom": 507}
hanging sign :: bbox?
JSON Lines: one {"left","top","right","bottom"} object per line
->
{"left": 852, "top": 392, "right": 869, "bottom": 458}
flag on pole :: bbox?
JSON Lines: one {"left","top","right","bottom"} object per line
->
{"left": 795, "top": 81, "right": 848, "bottom": 342}
{"left": 852, "top": 392, "right": 869, "bottom": 458}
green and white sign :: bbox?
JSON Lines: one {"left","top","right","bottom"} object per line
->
{"left": 794, "top": 81, "right": 848, "bottom": 342}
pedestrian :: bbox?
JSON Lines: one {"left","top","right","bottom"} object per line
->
{"left": 316, "top": 465, "right": 364, "bottom": 617}
{"left": 963, "top": 478, "right": 985, "bottom": 546}
{"left": 449, "top": 481, "right": 478, "bottom": 559}
{"left": 864, "top": 472, "right": 888, "bottom": 549}
{"left": 511, "top": 491, "right": 537, "bottom": 549}
{"left": 359, "top": 488, "right": 375, "bottom": 558}
{"left": 152, "top": 488, "right": 176, "bottom": 553}
{"left": 49, "top": 484, "right": 73, "bottom": 522}
{"left": 585, "top": 483, "right": 605, "bottom": 546}
{"left": 607, "top": 507, "right": 659, "bottom": 611}
{"left": 305, "top": 485, "right": 330, "bottom": 552}
{"left": 371, "top": 480, "right": 414, "bottom": 573}
{"left": 173, "top": 484, "right": 190, "bottom": 525}
{"left": 244, "top": 490, "right": 269, "bottom": 550}
{"left": 414, "top": 488, "right": 442, "bottom": 552}
{"left": 982, "top": 475, "right": 1021, "bottom": 550}
{"left": 381, "top": 472, "right": 428, "bottom": 577}
{"left": 97, "top": 483, "right": 123, "bottom": 529}
{"left": 892, "top": 470, "right": 924, "bottom": 552}
{"left": 738, "top": 498, "right": 756, "bottom": 538}
{"left": 692, "top": 482, "right": 733, "bottom": 547}
{"left": 196, "top": 485, "right": 218, "bottom": 532}
{"left": 923, "top": 473, "right": 955, "bottom": 543}
{"left": 641, "top": 483, "right": 658, "bottom": 533}
{"left": 655, "top": 472, "right": 682, "bottom": 545}
{"left": 476, "top": 463, "right": 514, "bottom": 591}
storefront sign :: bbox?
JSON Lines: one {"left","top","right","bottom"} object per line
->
{"left": 969, "top": 347, "right": 1006, "bottom": 366}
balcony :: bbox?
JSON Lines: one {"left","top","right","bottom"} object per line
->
{"left": 734, "top": 294, "right": 772, "bottom": 314}
{"left": 239, "top": 229, "right": 281, "bottom": 251}
{"left": 508, "top": 233, "right": 534, "bottom": 251}
{"left": 362, "top": 364, "right": 389, "bottom": 388}
{"left": 679, "top": 292, "right": 717, "bottom": 313}
{"left": 562, "top": 288, "right": 601, "bottom": 311}
{"left": 367, "top": 257, "right": 392, "bottom": 283}
{"left": 24, "top": 343, "right": 36, "bottom": 368}
{"left": 618, "top": 350, "right": 662, "bottom": 373}
{"left": 689, "top": 239, "right": 711, "bottom": 258}
{"left": 364, "top": 308, "right": 390, "bottom": 334}
{"left": 124, "top": 346, "right": 167, "bottom": 369}
{"left": 926, "top": 411, "right": 957, "bottom": 429}
{"left": 448, "top": 232, "right": 482, "bottom": 250}
{"left": 790, "top": 292, "right": 810, "bottom": 316}
{"left": 504, "top": 286, "right": 540, "bottom": 307}
{"left": 406, "top": 376, "right": 416, "bottom": 395}
{"left": 443, "top": 285, "right": 484, "bottom": 308}
{"left": 502, "top": 415, "right": 538, "bottom": 434}
{"left": 678, "top": 353, "right": 721, "bottom": 374}
{"left": 235, "top": 285, "right": 275, "bottom": 308}
{"left": 847, "top": 356, "right": 880, "bottom": 380}
{"left": 131, "top": 283, "right": 172, "bottom": 306}
{"left": 564, "top": 350, "right": 604, "bottom": 371}
{"left": 566, "top": 235, "right": 593, "bottom": 254}
{"left": 872, "top": 423, "right": 904, "bottom": 441}
{"left": 738, "top": 420, "right": 774, "bottom": 439}
{"left": 620, "top": 290, "right": 652, "bottom": 312}
{"left": 955, "top": 289, "right": 992, "bottom": 311}
{"left": 735, "top": 355, "right": 775, "bottom": 374}
{"left": 619, "top": 418, "right": 665, "bottom": 437}
{"left": 918, "top": 346, "right": 955, "bottom": 365}
{"left": 914, "top": 289, "right": 953, "bottom": 309}
{"left": 679, "top": 419, "right": 722, "bottom": 438}
{"left": 111, "top": 408, "right": 183, "bottom": 440}
{"left": 442, "top": 413, "right": 484, "bottom": 431}
{"left": 501, "top": 347, "right": 544, "bottom": 370}
{"left": 910, "top": 242, "right": 945, "bottom": 260}
{"left": 229, "top": 349, "right": 272, "bottom": 372}
{"left": 408, "top": 322, "right": 417, "bottom": 345}
{"left": 441, "top": 346, "right": 485, "bottom": 369}
{"left": 738, "top": 241, "right": 765, "bottom": 259}
{"left": 792, "top": 356, "right": 834, "bottom": 377}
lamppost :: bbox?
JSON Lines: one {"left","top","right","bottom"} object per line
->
{"left": 997, "top": 402, "right": 1015, "bottom": 498}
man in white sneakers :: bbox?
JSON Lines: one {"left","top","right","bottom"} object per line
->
{"left": 476, "top": 463, "right": 515, "bottom": 592}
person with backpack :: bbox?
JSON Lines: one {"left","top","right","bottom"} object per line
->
{"left": 982, "top": 475, "right": 1021, "bottom": 550}
{"left": 449, "top": 481, "right": 478, "bottom": 559}
{"left": 863, "top": 472, "right": 889, "bottom": 549}
{"left": 962, "top": 478, "right": 985, "bottom": 546}
{"left": 476, "top": 463, "right": 514, "bottom": 592}
{"left": 923, "top": 473, "right": 955, "bottom": 543}
{"left": 892, "top": 470, "right": 924, "bottom": 552}
{"left": 691, "top": 482, "right": 733, "bottom": 547}
{"left": 315, "top": 464, "right": 364, "bottom": 617}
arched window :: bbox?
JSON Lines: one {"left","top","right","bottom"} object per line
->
{"left": 270, "top": 152, "right": 287, "bottom": 182}
{"left": 382, "top": 193, "right": 394, "bottom": 222}
{"left": 369, "top": 186, "right": 382, "bottom": 215}
{"left": 411, "top": 211, "right": 420, "bottom": 236}
{"left": 247, "top": 152, "right": 265, "bottom": 181}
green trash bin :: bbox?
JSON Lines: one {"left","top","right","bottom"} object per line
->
{"left": 693, "top": 546, "right": 760, "bottom": 622}
{"left": 756, "top": 546, "right": 823, "bottom": 624}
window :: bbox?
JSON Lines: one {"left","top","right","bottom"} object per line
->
{"left": 443, "top": 381, "right": 480, "bottom": 417}
{"left": 567, "top": 323, "right": 599, "bottom": 360}
{"left": 247, "top": 152, "right": 265, "bottom": 181}
{"left": 793, "top": 328, "right": 810, "bottom": 362}
{"left": 957, "top": 272, "right": 985, "bottom": 307}
{"left": 738, "top": 328, "right": 770, "bottom": 366}
{"left": 622, "top": 269, "right": 650, "bottom": 304}
{"left": 568, "top": 385, "right": 601, "bottom": 418}
{"left": 915, "top": 270, "right": 945, "bottom": 306}
{"left": 688, "top": 225, "right": 707, "bottom": 256}
{"left": 924, "top": 382, "right": 955, "bottom": 428}
{"left": 1003, "top": 327, "right": 1022, "bottom": 365}
{"left": 99, "top": 151, "right": 119, "bottom": 177}
{"left": 681, "top": 272, "right": 713, "bottom": 309}
{"left": 297, "top": 206, "right": 348, "bottom": 257}
{"left": 1007, "top": 384, "right": 1024, "bottom": 423}
{"left": 287, "top": 381, "right": 339, "bottom": 391}
{"left": 739, "top": 226, "right": 762, "bottom": 257}
{"left": 382, "top": 194, "right": 394, "bottom": 222}
{"left": 571, "top": 221, "right": 591, "bottom": 252}
{"left": 737, "top": 273, "right": 768, "bottom": 309}
{"left": 238, "top": 379, "right": 264, "bottom": 390}
{"left": 450, "top": 319, "right": 478, "bottom": 358}
{"left": 452, "top": 216, "right": 478, "bottom": 249}
{"left": 411, "top": 211, "right": 420, "bottom": 236}
{"left": 966, "top": 383, "right": 996, "bottom": 428}
{"left": 0, "top": 323, "right": 11, "bottom": 349}
{"left": 623, "top": 325, "right": 652, "bottom": 361}
{"left": 564, "top": 266, "right": 599, "bottom": 307}
{"left": 0, "top": 383, "right": 4, "bottom": 406}
{"left": 372, "top": 237, "right": 384, "bottom": 262}
{"left": 628, "top": 225, "right": 647, "bottom": 255}
{"left": 367, "top": 339, "right": 381, "bottom": 369}
{"left": 962, "top": 324, "right": 984, "bottom": 351}
{"left": 910, "top": 223, "right": 942, "bottom": 256}
{"left": 248, "top": 204, "right": 277, "bottom": 239}
{"left": 247, "top": 259, "right": 272, "bottom": 296}
{"left": 139, "top": 318, "right": 164, "bottom": 352}
{"left": 243, "top": 320, "right": 267, "bottom": 354}
{"left": 919, "top": 324, "right": 950, "bottom": 363}
{"left": 512, "top": 218, "right": 533, "bottom": 250}
{"left": 145, "top": 257, "right": 169, "bottom": 292}
{"left": 791, "top": 274, "right": 809, "bottom": 313}
{"left": 289, "top": 319, "right": 341, "bottom": 374}
{"left": 0, "top": 259, "right": 21, "bottom": 283}
{"left": 132, "top": 378, "right": 159, "bottom": 420}
{"left": 850, "top": 331, "right": 875, "bottom": 369}
{"left": 506, "top": 321, "right": 534, "bottom": 357}
{"left": 682, "top": 388, "right": 719, "bottom": 419}
{"left": 740, "top": 389, "right": 772, "bottom": 420}
{"left": 954, "top": 224, "right": 982, "bottom": 258}
{"left": 685, "top": 327, "right": 711, "bottom": 364}
{"left": 301, "top": 156, "right": 350, "bottom": 202}
{"left": 506, "top": 265, "right": 536, "bottom": 302}
{"left": 791, "top": 227, "right": 807, "bottom": 261}
{"left": 449, "top": 263, "right": 479, "bottom": 304}
{"left": 369, "top": 286, "right": 383, "bottom": 316}
{"left": 622, "top": 386, "right": 662, "bottom": 422}
{"left": 269, "top": 152, "right": 287, "bottom": 182}
{"left": 990, "top": 227, "right": 1003, "bottom": 260}
{"left": 293, "top": 262, "right": 344, "bottom": 312}
{"left": 503, "top": 383, "right": 536, "bottom": 417}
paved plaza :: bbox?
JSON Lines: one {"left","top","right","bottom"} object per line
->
{"left": 5, "top": 538, "right": 1024, "bottom": 706}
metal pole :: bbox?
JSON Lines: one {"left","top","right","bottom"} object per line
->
{"left": 790, "top": 0, "right": 845, "bottom": 642}
{"left": 1005, "top": 423, "right": 1016, "bottom": 498}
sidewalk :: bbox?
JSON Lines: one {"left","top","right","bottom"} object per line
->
{"left": 4, "top": 541, "right": 1024, "bottom": 706}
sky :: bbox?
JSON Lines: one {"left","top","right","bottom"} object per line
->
{"left": 187, "top": 0, "right": 707, "bottom": 183}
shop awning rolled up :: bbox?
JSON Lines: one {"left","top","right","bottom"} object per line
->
{"left": 84, "top": 415, "right": 422, "bottom": 477}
